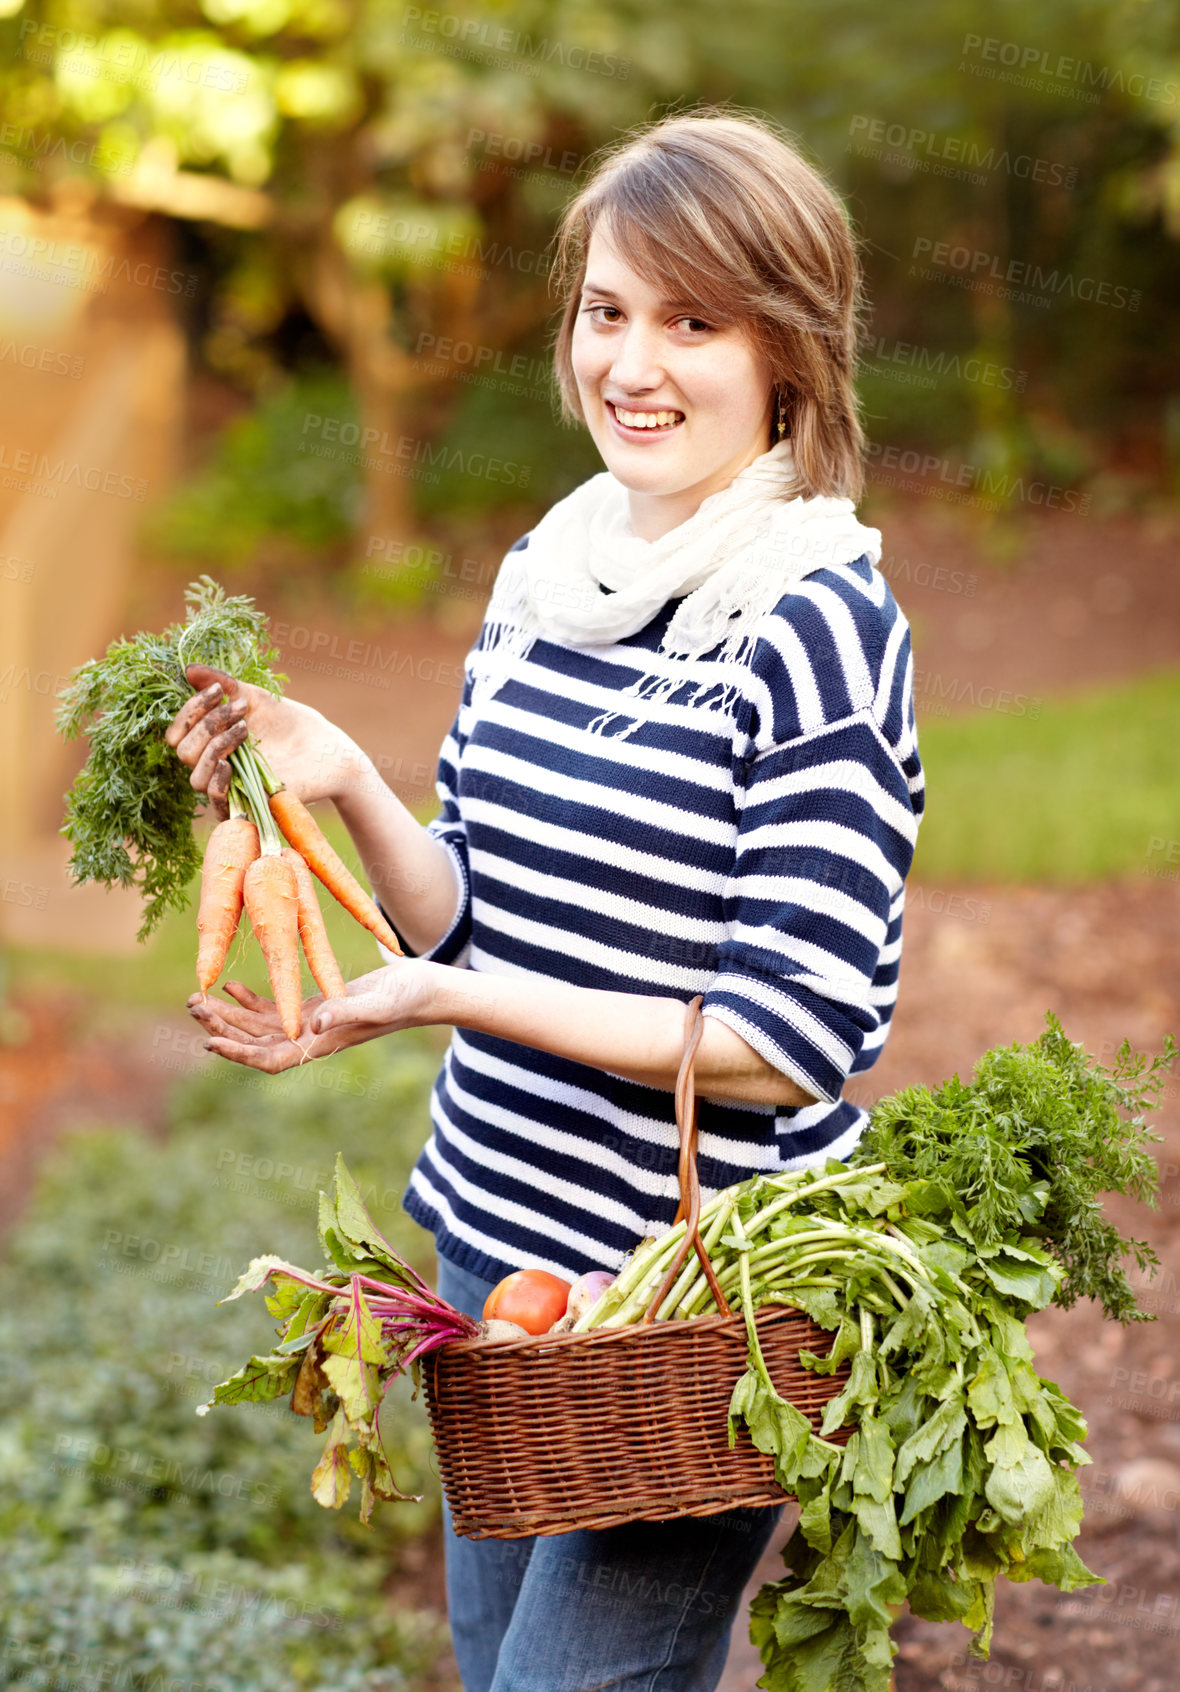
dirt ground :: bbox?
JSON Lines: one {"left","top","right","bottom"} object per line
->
{"left": 3, "top": 496, "right": 1178, "bottom": 1689}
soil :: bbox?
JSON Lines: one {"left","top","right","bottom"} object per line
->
{"left": 4, "top": 495, "right": 1178, "bottom": 1690}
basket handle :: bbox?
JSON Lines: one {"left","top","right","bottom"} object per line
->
{"left": 640, "top": 997, "right": 733, "bottom": 1324}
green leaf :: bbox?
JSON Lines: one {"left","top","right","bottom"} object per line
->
{"left": 318, "top": 1189, "right": 366, "bottom": 1273}
{"left": 728, "top": 1366, "right": 815, "bottom": 1486}
{"left": 820, "top": 1349, "right": 879, "bottom": 1436}
{"left": 56, "top": 578, "right": 285, "bottom": 938}
{"left": 983, "top": 1426, "right": 1056, "bottom": 1526}
{"left": 854, "top": 1013, "right": 1170, "bottom": 1323}
{"left": 321, "top": 1349, "right": 379, "bottom": 1424}
{"left": 908, "top": 1563, "right": 978, "bottom": 1623}
{"left": 310, "top": 1410, "right": 353, "bottom": 1509}
{"left": 852, "top": 1497, "right": 902, "bottom": 1562}
{"left": 894, "top": 1397, "right": 966, "bottom": 1488}
{"left": 798, "top": 1485, "right": 834, "bottom": 1555}
{"left": 966, "top": 1350, "right": 1020, "bottom": 1429}
{"left": 854, "top": 1412, "right": 894, "bottom": 1500}
{"left": 197, "top": 1351, "right": 298, "bottom": 1412}
{"left": 320, "top": 1278, "right": 387, "bottom": 1366}
{"left": 899, "top": 1431, "right": 964, "bottom": 1525}
{"left": 281, "top": 1290, "right": 330, "bottom": 1344}
{"left": 1016, "top": 1542, "right": 1102, "bottom": 1592}
{"left": 330, "top": 1154, "right": 417, "bottom": 1279}
{"left": 963, "top": 1575, "right": 996, "bottom": 1656}
{"left": 977, "top": 1250, "right": 1059, "bottom": 1308}
{"left": 840, "top": 1524, "right": 906, "bottom": 1632}
{"left": 216, "top": 1254, "right": 334, "bottom": 1306}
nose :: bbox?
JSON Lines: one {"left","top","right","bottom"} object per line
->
{"left": 608, "top": 320, "right": 666, "bottom": 395}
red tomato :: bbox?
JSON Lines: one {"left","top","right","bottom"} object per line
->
{"left": 483, "top": 1269, "right": 572, "bottom": 1335}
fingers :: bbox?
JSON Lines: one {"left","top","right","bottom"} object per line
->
{"left": 220, "top": 980, "right": 325, "bottom": 1025}
{"left": 223, "top": 980, "right": 284, "bottom": 1013}
{"left": 185, "top": 664, "right": 237, "bottom": 696}
{"left": 187, "top": 996, "right": 286, "bottom": 1043}
{"left": 187, "top": 713, "right": 249, "bottom": 797}
{"left": 203, "top": 1036, "right": 299, "bottom": 1075}
{"left": 164, "top": 676, "right": 233, "bottom": 751}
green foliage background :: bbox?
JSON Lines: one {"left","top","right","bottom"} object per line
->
{"left": 4, "top": 0, "right": 1177, "bottom": 570}
{"left": 0, "top": 1035, "right": 451, "bottom": 1690}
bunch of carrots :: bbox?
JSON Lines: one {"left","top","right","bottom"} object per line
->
{"left": 196, "top": 731, "right": 403, "bottom": 1039}
{"left": 56, "top": 577, "right": 403, "bottom": 1031}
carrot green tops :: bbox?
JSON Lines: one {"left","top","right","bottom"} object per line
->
{"left": 379, "top": 539, "right": 924, "bottom": 1285}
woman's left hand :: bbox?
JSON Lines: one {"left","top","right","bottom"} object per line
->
{"left": 186, "top": 960, "right": 439, "bottom": 1073}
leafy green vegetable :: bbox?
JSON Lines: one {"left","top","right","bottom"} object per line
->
{"left": 201, "top": 1156, "right": 478, "bottom": 1525}
{"left": 575, "top": 1015, "right": 1170, "bottom": 1692}
{"left": 854, "top": 1010, "right": 1171, "bottom": 1322}
{"left": 56, "top": 576, "right": 286, "bottom": 939}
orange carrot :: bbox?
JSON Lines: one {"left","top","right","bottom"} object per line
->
{"left": 242, "top": 853, "right": 303, "bottom": 1040}
{"left": 196, "top": 816, "right": 260, "bottom": 992}
{"left": 269, "top": 789, "right": 404, "bottom": 956}
{"left": 282, "top": 847, "right": 346, "bottom": 1000}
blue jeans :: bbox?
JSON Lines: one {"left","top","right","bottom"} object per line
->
{"left": 435, "top": 1255, "right": 785, "bottom": 1692}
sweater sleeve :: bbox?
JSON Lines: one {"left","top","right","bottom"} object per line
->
{"left": 376, "top": 674, "right": 475, "bottom": 969}
{"left": 701, "top": 708, "right": 920, "bottom": 1103}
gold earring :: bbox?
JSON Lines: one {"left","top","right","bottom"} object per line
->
{"left": 775, "top": 391, "right": 787, "bottom": 440}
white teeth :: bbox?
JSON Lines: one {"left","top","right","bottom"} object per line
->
{"left": 613, "top": 405, "right": 683, "bottom": 429}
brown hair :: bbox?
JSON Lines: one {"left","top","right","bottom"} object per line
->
{"left": 550, "top": 106, "right": 868, "bottom": 502}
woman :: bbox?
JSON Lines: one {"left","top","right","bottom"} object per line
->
{"left": 173, "top": 108, "right": 923, "bottom": 1692}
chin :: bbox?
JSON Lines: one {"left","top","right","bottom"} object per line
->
{"left": 593, "top": 440, "right": 693, "bottom": 492}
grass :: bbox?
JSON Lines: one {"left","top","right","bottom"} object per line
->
{"left": 912, "top": 668, "right": 1180, "bottom": 884}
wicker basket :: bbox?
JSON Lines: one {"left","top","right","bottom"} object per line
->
{"left": 422, "top": 996, "right": 851, "bottom": 1540}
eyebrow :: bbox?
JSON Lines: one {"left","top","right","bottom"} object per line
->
{"left": 582, "top": 279, "right": 704, "bottom": 313}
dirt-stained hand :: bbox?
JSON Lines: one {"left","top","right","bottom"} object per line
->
{"left": 186, "top": 961, "right": 438, "bottom": 1073}
{"left": 164, "top": 664, "right": 362, "bottom": 821}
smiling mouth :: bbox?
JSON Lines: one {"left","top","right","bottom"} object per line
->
{"left": 607, "top": 401, "right": 685, "bottom": 432}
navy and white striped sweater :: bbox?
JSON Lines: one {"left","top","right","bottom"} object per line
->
{"left": 388, "top": 537, "right": 924, "bottom": 1286}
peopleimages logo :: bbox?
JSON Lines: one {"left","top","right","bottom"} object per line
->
{"left": 399, "top": 7, "right": 630, "bottom": 79}
{"left": 0, "top": 224, "right": 199, "bottom": 297}
{"left": 959, "top": 32, "right": 1179, "bottom": 107}
{"left": 300, "top": 413, "right": 530, "bottom": 488}
{"left": 861, "top": 335, "right": 1028, "bottom": 394}
{"left": 18, "top": 19, "right": 248, "bottom": 92}
{"left": 864, "top": 440, "right": 1090, "bottom": 514}
{"left": 848, "top": 114, "right": 1077, "bottom": 187}
{"left": 911, "top": 237, "right": 1140, "bottom": 311}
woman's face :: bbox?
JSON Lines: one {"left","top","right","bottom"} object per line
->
{"left": 570, "top": 225, "right": 776, "bottom": 542}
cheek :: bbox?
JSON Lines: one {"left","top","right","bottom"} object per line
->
{"left": 569, "top": 327, "right": 604, "bottom": 394}
{"left": 695, "top": 352, "right": 770, "bottom": 429}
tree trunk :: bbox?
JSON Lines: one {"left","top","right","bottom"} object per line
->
{"left": 300, "top": 233, "right": 415, "bottom": 547}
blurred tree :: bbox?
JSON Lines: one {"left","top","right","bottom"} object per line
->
{"left": 1, "top": 0, "right": 1177, "bottom": 531}
{"left": 0, "top": 0, "right": 672, "bottom": 538}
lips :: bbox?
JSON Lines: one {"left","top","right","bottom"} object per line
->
{"left": 607, "top": 401, "right": 685, "bottom": 432}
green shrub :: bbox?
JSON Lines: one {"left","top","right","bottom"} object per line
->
{"left": 0, "top": 1034, "right": 452, "bottom": 1690}
{"left": 145, "top": 371, "right": 362, "bottom": 568}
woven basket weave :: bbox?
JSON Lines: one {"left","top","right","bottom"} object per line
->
{"left": 422, "top": 996, "right": 851, "bottom": 1540}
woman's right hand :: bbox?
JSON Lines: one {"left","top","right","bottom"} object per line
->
{"left": 164, "top": 663, "right": 364, "bottom": 819}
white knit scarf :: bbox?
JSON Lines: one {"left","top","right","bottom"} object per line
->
{"left": 471, "top": 438, "right": 883, "bottom": 738}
